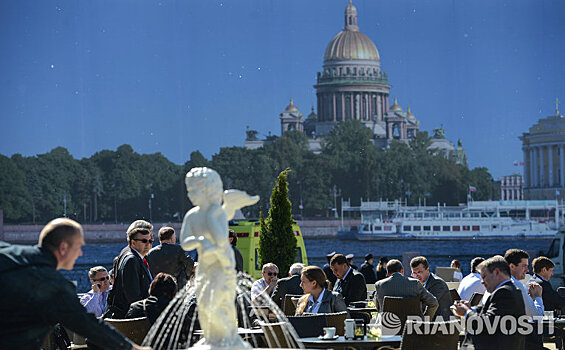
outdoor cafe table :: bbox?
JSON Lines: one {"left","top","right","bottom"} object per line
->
{"left": 298, "top": 335, "right": 402, "bottom": 350}
{"left": 347, "top": 307, "right": 378, "bottom": 314}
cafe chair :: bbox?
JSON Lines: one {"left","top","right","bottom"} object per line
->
{"left": 349, "top": 311, "right": 371, "bottom": 324}
{"left": 104, "top": 317, "right": 151, "bottom": 345}
{"left": 435, "top": 267, "right": 458, "bottom": 282}
{"left": 324, "top": 311, "right": 348, "bottom": 336}
{"left": 259, "top": 321, "right": 301, "bottom": 348}
{"left": 469, "top": 292, "right": 483, "bottom": 307}
{"left": 382, "top": 296, "right": 424, "bottom": 335}
{"left": 449, "top": 289, "right": 461, "bottom": 303}
{"left": 287, "top": 314, "right": 327, "bottom": 338}
{"left": 283, "top": 294, "right": 302, "bottom": 316}
{"left": 399, "top": 319, "right": 460, "bottom": 350}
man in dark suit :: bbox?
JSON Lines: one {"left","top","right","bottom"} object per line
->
{"left": 323, "top": 251, "right": 337, "bottom": 288}
{"left": 454, "top": 256, "right": 525, "bottom": 350}
{"left": 146, "top": 226, "right": 194, "bottom": 289}
{"left": 107, "top": 220, "right": 154, "bottom": 319}
{"left": 359, "top": 253, "right": 377, "bottom": 284}
{"left": 271, "top": 263, "right": 305, "bottom": 308}
{"left": 410, "top": 256, "right": 452, "bottom": 320}
{"left": 374, "top": 259, "right": 438, "bottom": 317}
{"left": 529, "top": 256, "right": 565, "bottom": 312}
{"left": 330, "top": 254, "right": 367, "bottom": 305}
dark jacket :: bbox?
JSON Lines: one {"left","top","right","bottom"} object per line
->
{"left": 461, "top": 280, "right": 525, "bottom": 350}
{"left": 126, "top": 295, "right": 171, "bottom": 325}
{"left": 333, "top": 267, "right": 367, "bottom": 305}
{"left": 296, "top": 289, "right": 348, "bottom": 315}
{"left": 146, "top": 242, "right": 194, "bottom": 288}
{"left": 424, "top": 273, "right": 452, "bottom": 320}
{"left": 232, "top": 245, "right": 244, "bottom": 273}
{"left": 271, "top": 274, "right": 304, "bottom": 308}
{"left": 322, "top": 263, "right": 337, "bottom": 287}
{"left": 359, "top": 261, "right": 377, "bottom": 284}
{"left": 107, "top": 246, "right": 152, "bottom": 318}
{"left": 531, "top": 273, "right": 565, "bottom": 312}
{"left": 376, "top": 265, "right": 387, "bottom": 281}
{"left": 0, "top": 243, "right": 131, "bottom": 350}
{"left": 374, "top": 272, "right": 438, "bottom": 317}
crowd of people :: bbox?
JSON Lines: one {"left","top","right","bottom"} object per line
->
{"left": 3, "top": 216, "right": 565, "bottom": 350}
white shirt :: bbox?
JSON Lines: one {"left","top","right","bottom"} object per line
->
{"left": 453, "top": 271, "right": 463, "bottom": 281}
{"left": 458, "top": 272, "right": 486, "bottom": 301}
{"left": 511, "top": 275, "right": 544, "bottom": 317}
{"left": 80, "top": 285, "right": 112, "bottom": 318}
{"left": 251, "top": 278, "right": 269, "bottom": 302}
{"left": 307, "top": 289, "right": 326, "bottom": 314}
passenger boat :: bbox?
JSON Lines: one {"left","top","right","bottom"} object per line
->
{"left": 339, "top": 199, "right": 561, "bottom": 240}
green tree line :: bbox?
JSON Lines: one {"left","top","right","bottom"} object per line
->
{"left": 0, "top": 121, "right": 498, "bottom": 224}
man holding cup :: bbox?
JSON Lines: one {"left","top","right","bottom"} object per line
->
{"left": 251, "top": 263, "right": 279, "bottom": 305}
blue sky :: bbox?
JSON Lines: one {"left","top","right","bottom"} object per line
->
{"left": 1, "top": 0, "right": 564, "bottom": 178}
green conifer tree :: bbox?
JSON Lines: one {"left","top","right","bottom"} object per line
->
{"left": 258, "top": 168, "right": 297, "bottom": 276}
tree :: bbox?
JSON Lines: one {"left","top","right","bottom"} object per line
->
{"left": 258, "top": 168, "right": 297, "bottom": 276}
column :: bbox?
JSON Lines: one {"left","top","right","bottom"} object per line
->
{"left": 350, "top": 94, "right": 354, "bottom": 120}
{"left": 548, "top": 144, "right": 554, "bottom": 187}
{"left": 532, "top": 147, "right": 538, "bottom": 187}
{"left": 538, "top": 146, "right": 545, "bottom": 187}
{"left": 341, "top": 93, "right": 345, "bottom": 121}
{"left": 523, "top": 147, "right": 530, "bottom": 188}
{"left": 332, "top": 94, "right": 337, "bottom": 121}
{"left": 558, "top": 145, "right": 565, "bottom": 187}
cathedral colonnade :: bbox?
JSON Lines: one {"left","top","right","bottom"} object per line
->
{"left": 316, "top": 91, "right": 389, "bottom": 122}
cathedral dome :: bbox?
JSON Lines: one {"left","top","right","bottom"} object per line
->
{"left": 323, "top": 1, "right": 380, "bottom": 62}
{"left": 284, "top": 98, "right": 299, "bottom": 113}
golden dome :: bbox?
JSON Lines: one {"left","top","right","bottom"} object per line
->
{"left": 390, "top": 97, "right": 402, "bottom": 112}
{"left": 323, "top": 1, "right": 380, "bottom": 62}
{"left": 324, "top": 31, "right": 380, "bottom": 62}
{"left": 284, "top": 98, "right": 299, "bottom": 112}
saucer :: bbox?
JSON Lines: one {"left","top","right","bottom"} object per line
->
{"left": 318, "top": 335, "right": 339, "bottom": 340}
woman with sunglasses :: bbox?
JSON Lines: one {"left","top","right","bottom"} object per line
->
{"left": 80, "top": 266, "right": 112, "bottom": 318}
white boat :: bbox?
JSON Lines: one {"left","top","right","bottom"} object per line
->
{"left": 341, "top": 199, "right": 561, "bottom": 240}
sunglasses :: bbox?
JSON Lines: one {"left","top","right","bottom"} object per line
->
{"left": 95, "top": 276, "right": 110, "bottom": 282}
{"left": 133, "top": 238, "right": 154, "bottom": 244}
{"left": 266, "top": 272, "right": 277, "bottom": 276}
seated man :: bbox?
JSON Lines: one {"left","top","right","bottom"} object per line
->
{"left": 251, "top": 263, "right": 279, "bottom": 305}
{"left": 410, "top": 256, "right": 452, "bottom": 320}
{"left": 529, "top": 256, "right": 565, "bottom": 312}
{"left": 331, "top": 254, "right": 367, "bottom": 306}
{"left": 126, "top": 272, "right": 178, "bottom": 325}
{"left": 457, "top": 257, "right": 486, "bottom": 301}
{"left": 80, "top": 266, "right": 112, "bottom": 318}
{"left": 454, "top": 256, "right": 525, "bottom": 350}
{"left": 271, "top": 263, "right": 304, "bottom": 309}
{"left": 145, "top": 226, "right": 194, "bottom": 289}
{"left": 374, "top": 259, "right": 438, "bottom": 318}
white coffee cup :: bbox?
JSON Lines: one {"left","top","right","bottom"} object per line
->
{"left": 323, "top": 327, "right": 336, "bottom": 338}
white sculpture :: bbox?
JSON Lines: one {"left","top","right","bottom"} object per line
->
{"left": 180, "top": 167, "right": 259, "bottom": 349}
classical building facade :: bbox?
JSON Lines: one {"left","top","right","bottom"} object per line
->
{"left": 499, "top": 175, "right": 524, "bottom": 200}
{"left": 244, "top": 1, "right": 464, "bottom": 163}
{"left": 521, "top": 101, "right": 565, "bottom": 200}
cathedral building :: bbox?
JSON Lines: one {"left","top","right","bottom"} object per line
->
{"left": 246, "top": 1, "right": 464, "bottom": 164}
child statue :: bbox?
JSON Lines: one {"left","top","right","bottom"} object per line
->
{"left": 180, "top": 167, "right": 258, "bottom": 349}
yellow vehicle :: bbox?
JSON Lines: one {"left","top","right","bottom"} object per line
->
{"left": 229, "top": 220, "right": 308, "bottom": 279}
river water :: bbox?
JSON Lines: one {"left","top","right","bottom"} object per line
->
{"left": 60, "top": 237, "right": 554, "bottom": 293}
